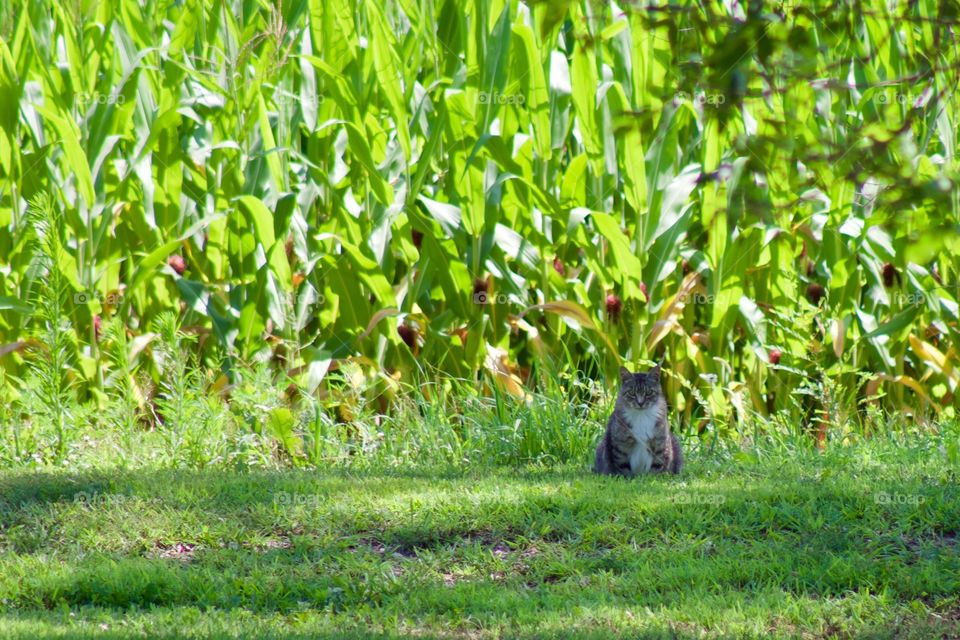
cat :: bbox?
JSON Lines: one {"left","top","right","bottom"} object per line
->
{"left": 593, "top": 364, "right": 683, "bottom": 476}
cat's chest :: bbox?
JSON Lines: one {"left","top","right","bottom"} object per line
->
{"left": 619, "top": 406, "right": 660, "bottom": 474}
{"left": 621, "top": 406, "right": 660, "bottom": 441}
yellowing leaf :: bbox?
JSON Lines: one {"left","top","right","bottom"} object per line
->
{"left": 358, "top": 307, "right": 401, "bottom": 341}
{"left": 484, "top": 344, "right": 529, "bottom": 402}
{"left": 832, "top": 318, "right": 845, "bottom": 358}
{"left": 909, "top": 335, "right": 960, "bottom": 390}
{"left": 647, "top": 272, "right": 699, "bottom": 349}
{"left": 874, "top": 373, "right": 938, "bottom": 412}
{"left": 521, "top": 300, "right": 619, "bottom": 358}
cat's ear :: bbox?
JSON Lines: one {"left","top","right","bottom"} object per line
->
{"left": 619, "top": 366, "right": 632, "bottom": 382}
{"left": 649, "top": 363, "right": 661, "bottom": 380}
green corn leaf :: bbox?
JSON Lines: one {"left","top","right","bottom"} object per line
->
{"left": 35, "top": 106, "right": 95, "bottom": 207}
{"left": 570, "top": 40, "right": 602, "bottom": 173}
{"left": 512, "top": 23, "right": 550, "bottom": 159}
{"left": 591, "top": 212, "right": 643, "bottom": 301}
{"left": 366, "top": 0, "right": 411, "bottom": 160}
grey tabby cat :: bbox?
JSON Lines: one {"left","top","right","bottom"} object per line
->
{"left": 594, "top": 365, "right": 683, "bottom": 476}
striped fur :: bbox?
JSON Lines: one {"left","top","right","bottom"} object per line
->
{"left": 593, "top": 365, "right": 683, "bottom": 476}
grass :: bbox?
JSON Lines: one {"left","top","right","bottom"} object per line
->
{"left": 0, "top": 431, "right": 957, "bottom": 639}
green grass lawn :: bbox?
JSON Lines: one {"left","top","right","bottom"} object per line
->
{"left": 0, "top": 435, "right": 957, "bottom": 639}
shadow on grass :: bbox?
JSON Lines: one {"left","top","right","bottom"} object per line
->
{"left": 0, "top": 463, "right": 956, "bottom": 638}
{"left": 0, "top": 610, "right": 738, "bottom": 640}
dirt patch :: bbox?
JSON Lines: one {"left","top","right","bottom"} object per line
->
{"left": 260, "top": 537, "right": 292, "bottom": 550}
{"left": 153, "top": 541, "right": 196, "bottom": 562}
{"left": 899, "top": 532, "right": 957, "bottom": 564}
{"left": 347, "top": 537, "right": 416, "bottom": 558}
{"left": 380, "top": 527, "right": 532, "bottom": 555}
{"left": 348, "top": 534, "right": 543, "bottom": 585}
{"left": 442, "top": 572, "right": 460, "bottom": 587}
{"left": 348, "top": 537, "right": 387, "bottom": 554}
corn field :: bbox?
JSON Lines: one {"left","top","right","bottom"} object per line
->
{"left": 1, "top": 0, "right": 959, "bottom": 450}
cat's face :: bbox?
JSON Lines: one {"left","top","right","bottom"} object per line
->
{"left": 617, "top": 365, "right": 662, "bottom": 408}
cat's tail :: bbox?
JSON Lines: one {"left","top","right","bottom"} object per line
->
{"left": 669, "top": 433, "right": 683, "bottom": 474}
